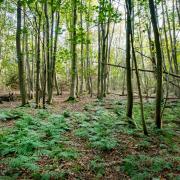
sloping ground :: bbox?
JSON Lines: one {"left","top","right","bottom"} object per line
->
{"left": 0, "top": 96, "right": 180, "bottom": 179}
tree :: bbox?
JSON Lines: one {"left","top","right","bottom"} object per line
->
{"left": 34, "top": 3, "right": 42, "bottom": 108}
{"left": 16, "top": 0, "right": 27, "bottom": 106}
{"left": 149, "top": 0, "right": 163, "bottom": 129}
{"left": 79, "top": 0, "right": 84, "bottom": 95}
{"left": 125, "top": 0, "right": 133, "bottom": 119}
{"left": 68, "top": 0, "right": 77, "bottom": 101}
{"left": 130, "top": 15, "right": 148, "bottom": 135}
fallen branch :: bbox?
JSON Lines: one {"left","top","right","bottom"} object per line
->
{"left": 0, "top": 93, "right": 14, "bottom": 102}
{"left": 105, "top": 63, "right": 180, "bottom": 79}
{"left": 109, "top": 92, "right": 180, "bottom": 99}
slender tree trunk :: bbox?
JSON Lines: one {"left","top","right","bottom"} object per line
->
{"left": 149, "top": 0, "right": 163, "bottom": 129}
{"left": 80, "top": 0, "right": 84, "bottom": 95}
{"left": 42, "top": 22, "right": 46, "bottom": 109}
{"left": 24, "top": 9, "right": 33, "bottom": 100}
{"left": 172, "top": 0, "right": 178, "bottom": 74}
{"left": 44, "top": 1, "right": 50, "bottom": 103}
{"left": 48, "top": 12, "right": 60, "bottom": 103}
{"left": 164, "top": 0, "right": 175, "bottom": 72}
{"left": 146, "top": 23, "right": 157, "bottom": 76}
{"left": 31, "top": 32, "right": 35, "bottom": 99}
{"left": 130, "top": 23, "right": 148, "bottom": 135}
{"left": 176, "top": 0, "right": 180, "bottom": 25}
{"left": 100, "top": 22, "right": 106, "bottom": 99}
{"left": 16, "top": 0, "right": 27, "bottom": 106}
{"left": 69, "top": 0, "right": 77, "bottom": 100}
{"left": 55, "top": 72, "right": 60, "bottom": 95}
{"left": 97, "top": 22, "right": 101, "bottom": 98}
{"left": 104, "top": 16, "right": 110, "bottom": 97}
{"left": 125, "top": 0, "right": 133, "bottom": 119}
{"left": 76, "top": 72, "right": 79, "bottom": 97}
{"left": 35, "top": 15, "right": 41, "bottom": 108}
{"left": 106, "top": 20, "right": 116, "bottom": 94}
{"left": 172, "top": 0, "right": 179, "bottom": 97}
{"left": 161, "top": 0, "right": 172, "bottom": 73}
{"left": 137, "top": 11, "right": 148, "bottom": 95}
{"left": 86, "top": 11, "right": 91, "bottom": 95}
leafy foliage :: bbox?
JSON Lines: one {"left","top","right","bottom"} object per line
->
{"left": 75, "top": 109, "right": 119, "bottom": 151}
{"left": 0, "top": 110, "right": 77, "bottom": 177}
{"left": 121, "top": 154, "right": 175, "bottom": 179}
{"left": 89, "top": 156, "right": 105, "bottom": 177}
{"left": 0, "top": 100, "right": 179, "bottom": 178}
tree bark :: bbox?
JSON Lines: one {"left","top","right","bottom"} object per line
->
{"left": 48, "top": 12, "right": 60, "bottom": 103}
{"left": 44, "top": 0, "right": 50, "bottom": 103}
{"left": 80, "top": 0, "right": 84, "bottom": 95}
{"left": 69, "top": 0, "right": 77, "bottom": 100}
{"left": 149, "top": 0, "right": 163, "bottom": 129}
{"left": 35, "top": 15, "right": 41, "bottom": 108}
{"left": 125, "top": 0, "right": 133, "bottom": 119}
{"left": 16, "top": 0, "right": 27, "bottom": 106}
{"left": 130, "top": 21, "right": 148, "bottom": 135}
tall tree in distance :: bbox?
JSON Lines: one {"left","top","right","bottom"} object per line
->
{"left": 149, "top": 0, "right": 163, "bottom": 128}
{"left": 16, "top": 0, "right": 27, "bottom": 106}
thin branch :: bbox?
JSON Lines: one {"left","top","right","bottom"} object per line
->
{"left": 117, "top": 47, "right": 152, "bottom": 60}
{"left": 105, "top": 63, "right": 180, "bottom": 79}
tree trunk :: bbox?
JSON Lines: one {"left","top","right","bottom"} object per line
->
{"left": 35, "top": 14, "right": 41, "bottom": 108}
{"left": 130, "top": 22, "right": 148, "bottom": 135}
{"left": 125, "top": 0, "right": 133, "bottom": 119}
{"left": 42, "top": 22, "right": 46, "bottom": 109}
{"left": 149, "top": 0, "right": 163, "bottom": 129}
{"left": 86, "top": 10, "right": 91, "bottom": 95}
{"left": 48, "top": 12, "right": 60, "bottom": 103}
{"left": 69, "top": 0, "right": 77, "bottom": 100}
{"left": 44, "top": 0, "right": 50, "bottom": 103}
{"left": 55, "top": 73, "right": 60, "bottom": 95}
{"left": 16, "top": 0, "right": 27, "bottom": 106}
{"left": 97, "top": 22, "right": 101, "bottom": 98}
{"left": 80, "top": 0, "right": 84, "bottom": 95}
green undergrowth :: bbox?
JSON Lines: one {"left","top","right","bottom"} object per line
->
{"left": 121, "top": 154, "right": 180, "bottom": 179}
{"left": 89, "top": 156, "right": 105, "bottom": 177}
{"left": 0, "top": 100, "right": 179, "bottom": 179}
{"left": 74, "top": 109, "right": 122, "bottom": 151}
{"left": 0, "top": 108, "right": 78, "bottom": 178}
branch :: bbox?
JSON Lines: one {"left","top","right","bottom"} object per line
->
{"left": 117, "top": 47, "right": 152, "bottom": 60}
{"left": 105, "top": 63, "right": 180, "bottom": 79}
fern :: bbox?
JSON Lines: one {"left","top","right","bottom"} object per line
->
{"left": 63, "top": 110, "right": 71, "bottom": 118}
{"left": 90, "top": 137, "right": 117, "bottom": 151}
{"left": 35, "top": 170, "right": 68, "bottom": 180}
{"left": 121, "top": 155, "right": 173, "bottom": 178}
{"left": 57, "top": 149, "right": 78, "bottom": 160}
{"left": 36, "top": 109, "right": 50, "bottom": 119}
{"left": 75, "top": 109, "right": 118, "bottom": 151}
{"left": 8, "top": 155, "right": 39, "bottom": 170}
{"left": 89, "top": 156, "right": 105, "bottom": 177}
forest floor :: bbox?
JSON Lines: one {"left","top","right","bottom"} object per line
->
{"left": 0, "top": 92, "right": 180, "bottom": 179}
